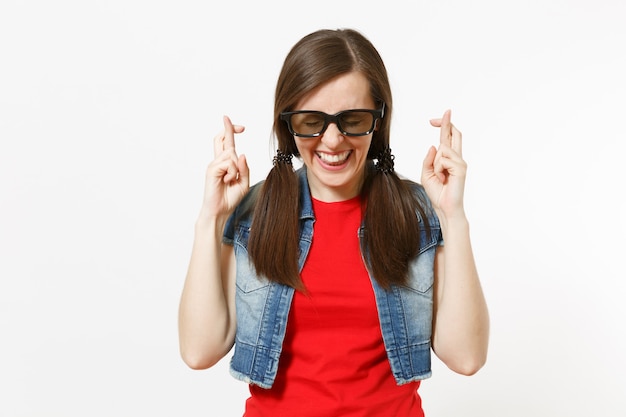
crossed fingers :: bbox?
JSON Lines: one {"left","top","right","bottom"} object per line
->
{"left": 212, "top": 115, "right": 245, "bottom": 183}
{"left": 430, "top": 109, "right": 462, "bottom": 157}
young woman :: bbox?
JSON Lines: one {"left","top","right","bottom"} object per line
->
{"left": 179, "top": 28, "right": 489, "bottom": 417}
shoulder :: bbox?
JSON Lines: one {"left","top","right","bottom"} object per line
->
{"left": 237, "top": 180, "right": 265, "bottom": 219}
{"left": 402, "top": 179, "right": 439, "bottom": 226}
{"left": 402, "top": 179, "right": 430, "bottom": 207}
{"left": 223, "top": 181, "right": 264, "bottom": 243}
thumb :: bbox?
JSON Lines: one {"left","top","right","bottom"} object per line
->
{"left": 422, "top": 146, "right": 446, "bottom": 183}
{"left": 237, "top": 154, "right": 250, "bottom": 188}
{"left": 421, "top": 146, "right": 436, "bottom": 178}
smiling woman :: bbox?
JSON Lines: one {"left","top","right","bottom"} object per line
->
{"left": 178, "top": 28, "right": 489, "bottom": 417}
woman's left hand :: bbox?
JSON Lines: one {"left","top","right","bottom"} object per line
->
{"left": 421, "top": 109, "right": 467, "bottom": 220}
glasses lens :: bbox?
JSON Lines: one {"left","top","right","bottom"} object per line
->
{"left": 286, "top": 110, "right": 378, "bottom": 136}
{"left": 289, "top": 112, "right": 326, "bottom": 136}
{"left": 338, "top": 111, "right": 375, "bottom": 135}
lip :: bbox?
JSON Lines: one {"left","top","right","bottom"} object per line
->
{"left": 315, "top": 150, "right": 352, "bottom": 170}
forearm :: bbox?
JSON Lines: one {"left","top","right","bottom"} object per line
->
{"left": 178, "top": 215, "right": 236, "bottom": 369}
{"left": 432, "top": 214, "right": 489, "bottom": 375}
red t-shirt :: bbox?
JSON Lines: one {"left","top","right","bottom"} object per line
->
{"left": 244, "top": 196, "right": 424, "bottom": 417}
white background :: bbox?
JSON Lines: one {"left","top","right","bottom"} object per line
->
{"left": 1, "top": 0, "right": 625, "bottom": 416}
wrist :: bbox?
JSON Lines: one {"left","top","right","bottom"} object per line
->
{"left": 195, "top": 209, "right": 228, "bottom": 234}
{"left": 435, "top": 208, "right": 469, "bottom": 232}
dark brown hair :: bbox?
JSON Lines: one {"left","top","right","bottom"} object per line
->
{"left": 248, "top": 28, "right": 431, "bottom": 290}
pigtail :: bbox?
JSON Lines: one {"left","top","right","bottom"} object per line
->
{"left": 362, "top": 150, "right": 431, "bottom": 289}
{"left": 248, "top": 151, "right": 303, "bottom": 290}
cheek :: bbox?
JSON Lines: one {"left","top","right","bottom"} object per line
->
{"left": 294, "top": 139, "right": 316, "bottom": 156}
{"left": 294, "top": 141, "right": 306, "bottom": 156}
{"left": 359, "top": 138, "right": 374, "bottom": 156}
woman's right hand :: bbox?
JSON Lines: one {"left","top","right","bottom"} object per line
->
{"left": 200, "top": 115, "right": 250, "bottom": 220}
{"left": 180, "top": 116, "right": 245, "bottom": 368}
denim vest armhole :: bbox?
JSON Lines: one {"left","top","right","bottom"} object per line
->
{"left": 223, "top": 212, "right": 236, "bottom": 246}
{"left": 222, "top": 182, "right": 264, "bottom": 245}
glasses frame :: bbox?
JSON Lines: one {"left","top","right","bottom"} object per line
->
{"left": 280, "top": 104, "right": 385, "bottom": 138}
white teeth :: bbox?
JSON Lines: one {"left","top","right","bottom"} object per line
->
{"left": 317, "top": 151, "right": 351, "bottom": 164}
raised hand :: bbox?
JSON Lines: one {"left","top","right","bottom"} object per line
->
{"left": 421, "top": 110, "right": 489, "bottom": 374}
{"left": 421, "top": 109, "right": 467, "bottom": 219}
{"left": 200, "top": 115, "right": 250, "bottom": 219}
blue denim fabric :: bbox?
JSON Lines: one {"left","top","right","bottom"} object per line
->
{"left": 223, "top": 167, "right": 442, "bottom": 389}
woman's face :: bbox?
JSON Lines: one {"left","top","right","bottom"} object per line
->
{"left": 292, "top": 71, "right": 376, "bottom": 202}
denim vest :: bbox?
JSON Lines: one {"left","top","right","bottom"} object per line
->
{"left": 222, "top": 167, "right": 442, "bottom": 389}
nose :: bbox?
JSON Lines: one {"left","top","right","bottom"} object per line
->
{"left": 320, "top": 122, "right": 344, "bottom": 148}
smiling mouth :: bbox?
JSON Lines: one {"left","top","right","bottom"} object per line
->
{"left": 316, "top": 150, "right": 352, "bottom": 165}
